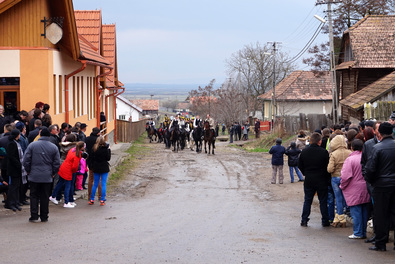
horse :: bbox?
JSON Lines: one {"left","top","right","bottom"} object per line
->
{"left": 203, "top": 121, "right": 215, "bottom": 155}
{"left": 157, "top": 127, "right": 164, "bottom": 143}
{"left": 192, "top": 122, "right": 203, "bottom": 153}
{"left": 179, "top": 125, "right": 187, "bottom": 150}
{"left": 164, "top": 127, "right": 171, "bottom": 149}
{"left": 170, "top": 126, "right": 180, "bottom": 152}
{"left": 146, "top": 125, "right": 157, "bottom": 143}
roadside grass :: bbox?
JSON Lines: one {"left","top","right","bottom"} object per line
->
{"left": 234, "top": 132, "right": 295, "bottom": 153}
{"left": 107, "top": 135, "right": 151, "bottom": 189}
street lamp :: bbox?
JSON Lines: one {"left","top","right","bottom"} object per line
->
{"left": 314, "top": 13, "right": 338, "bottom": 124}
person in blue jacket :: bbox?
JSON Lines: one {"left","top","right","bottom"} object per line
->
{"left": 269, "top": 138, "right": 286, "bottom": 184}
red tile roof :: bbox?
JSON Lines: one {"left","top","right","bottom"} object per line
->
{"left": 102, "top": 24, "right": 117, "bottom": 87}
{"left": 78, "top": 34, "right": 110, "bottom": 66}
{"left": 340, "top": 15, "right": 395, "bottom": 69}
{"left": 258, "top": 71, "right": 332, "bottom": 101}
{"left": 130, "top": 100, "right": 159, "bottom": 111}
{"left": 340, "top": 71, "right": 395, "bottom": 110}
{"left": 74, "top": 10, "right": 101, "bottom": 51}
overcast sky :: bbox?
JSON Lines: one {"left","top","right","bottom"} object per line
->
{"left": 73, "top": 0, "right": 328, "bottom": 85}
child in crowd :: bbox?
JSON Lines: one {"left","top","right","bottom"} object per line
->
{"left": 269, "top": 138, "right": 286, "bottom": 184}
{"left": 75, "top": 157, "right": 88, "bottom": 191}
{"left": 285, "top": 142, "right": 304, "bottom": 183}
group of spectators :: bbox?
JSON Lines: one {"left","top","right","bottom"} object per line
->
{"left": 0, "top": 102, "right": 111, "bottom": 223}
{"left": 268, "top": 113, "right": 395, "bottom": 251}
{"left": 229, "top": 121, "right": 250, "bottom": 143}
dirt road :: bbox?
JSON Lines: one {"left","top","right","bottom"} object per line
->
{"left": 2, "top": 139, "right": 395, "bottom": 263}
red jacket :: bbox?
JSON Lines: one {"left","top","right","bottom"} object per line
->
{"left": 58, "top": 147, "right": 81, "bottom": 181}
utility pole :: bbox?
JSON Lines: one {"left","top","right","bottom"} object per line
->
{"left": 267, "top": 41, "right": 280, "bottom": 131}
{"left": 316, "top": 0, "right": 341, "bottom": 124}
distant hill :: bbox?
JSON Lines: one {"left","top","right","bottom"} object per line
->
{"left": 123, "top": 83, "right": 199, "bottom": 97}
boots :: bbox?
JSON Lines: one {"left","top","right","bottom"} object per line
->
{"left": 331, "top": 213, "right": 340, "bottom": 227}
{"left": 338, "top": 214, "right": 347, "bottom": 228}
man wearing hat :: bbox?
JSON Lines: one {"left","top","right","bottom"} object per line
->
{"left": 23, "top": 128, "right": 60, "bottom": 223}
{"left": 79, "top": 123, "right": 87, "bottom": 142}
{"left": 366, "top": 122, "right": 395, "bottom": 251}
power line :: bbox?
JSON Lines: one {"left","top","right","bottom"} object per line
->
{"left": 283, "top": 23, "right": 324, "bottom": 64}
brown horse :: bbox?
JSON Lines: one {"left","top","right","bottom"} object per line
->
{"left": 147, "top": 125, "right": 157, "bottom": 143}
{"left": 203, "top": 121, "right": 215, "bottom": 155}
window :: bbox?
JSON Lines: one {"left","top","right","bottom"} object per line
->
{"left": 119, "top": 115, "right": 126, "bottom": 120}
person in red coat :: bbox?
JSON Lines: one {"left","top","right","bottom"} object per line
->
{"left": 49, "top": 141, "right": 85, "bottom": 208}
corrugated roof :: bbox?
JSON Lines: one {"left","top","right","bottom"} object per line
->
{"left": 74, "top": 10, "right": 101, "bottom": 51}
{"left": 258, "top": 71, "right": 332, "bottom": 101}
{"left": 343, "top": 15, "right": 395, "bottom": 68}
{"left": 130, "top": 100, "right": 159, "bottom": 111}
{"left": 340, "top": 71, "right": 395, "bottom": 110}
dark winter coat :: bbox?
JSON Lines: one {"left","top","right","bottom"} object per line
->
{"left": 285, "top": 145, "right": 301, "bottom": 167}
{"left": 6, "top": 140, "right": 21, "bottom": 178}
{"left": 0, "top": 132, "right": 11, "bottom": 170}
{"left": 90, "top": 145, "right": 111, "bottom": 173}
{"left": 365, "top": 137, "right": 395, "bottom": 188}
{"left": 85, "top": 133, "right": 99, "bottom": 167}
{"left": 298, "top": 143, "right": 330, "bottom": 188}
{"left": 23, "top": 137, "right": 60, "bottom": 183}
{"left": 269, "top": 144, "right": 286, "bottom": 166}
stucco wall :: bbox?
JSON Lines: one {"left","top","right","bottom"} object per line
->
{"left": 0, "top": 50, "right": 20, "bottom": 76}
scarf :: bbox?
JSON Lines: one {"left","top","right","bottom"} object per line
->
{"left": 15, "top": 140, "right": 27, "bottom": 184}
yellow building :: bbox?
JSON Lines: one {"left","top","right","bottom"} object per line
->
{"left": 0, "top": 0, "right": 123, "bottom": 143}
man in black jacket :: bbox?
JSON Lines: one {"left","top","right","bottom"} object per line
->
{"left": 366, "top": 122, "right": 395, "bottom": 251}
{"left": 298, "top": 132, "right": 330, "bottom": 227}
{"left": 6, "top": 129, "right": 22, "bottom": 212}
{"left": 86, "top": 127, "right": 101, "bottom": 199}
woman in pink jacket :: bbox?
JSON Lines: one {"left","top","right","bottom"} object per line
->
{"left": 340, "top": 139, "right": 370, "bottom": 239}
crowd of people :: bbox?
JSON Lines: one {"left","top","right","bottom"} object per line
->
{"left": 0, "top": 102, "right": 111, "bottom": 223}
{"left": 269, "top": 113, "right": 395, "bottom": 251}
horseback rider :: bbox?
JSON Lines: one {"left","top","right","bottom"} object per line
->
{"left": 149, "top": 118, "right": 156, "bottom": 131}
{"left": 164, "top": 115, "right": 170, "bottom": 128}
{"left": 194, "top": 115, "right": 202, "bottom": 128}
{"left": 169, "top": 114, "right": 180, "bottom": 133}
{"left": 205, "top": 114, "right": 216, "bottom": 140}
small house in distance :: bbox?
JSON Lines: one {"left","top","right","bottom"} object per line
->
{"left": 116, "top": 95, "right": 142, "bottom": 122}
{"left": 258, "top": 71, "right": 332, "bottom": 119}
{"left": 130, "top": 99, "right": 159, "bottom": 117}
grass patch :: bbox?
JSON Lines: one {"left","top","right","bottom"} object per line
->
{"left": 107, "top": 135, "right": 151, "bottom": 189}
{"left": 239, "top": 132, "right": 295, "bottom": 153}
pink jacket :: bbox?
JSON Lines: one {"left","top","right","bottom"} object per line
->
{"left": 340, "top": 151, "right": 370, "bottom": 206}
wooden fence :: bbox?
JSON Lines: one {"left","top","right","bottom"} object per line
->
{"left": 364, "top": 101, "right": 395, "bottom": 121}
{"left": 117, "top": 119, "right": 147, "bottom": 142}
{"left": 278, "top": 113, "right": 333, "bottom": 134}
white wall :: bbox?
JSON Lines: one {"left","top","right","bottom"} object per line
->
{"left": 263, "top": 100, "right": 332, "bottom": 119}
{"left": 0, "top": 50, "right": 20, "bottom": 76}
{"left": 116, "top": 98, "right": 141, "bottom": 121}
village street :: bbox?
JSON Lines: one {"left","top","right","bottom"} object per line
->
{"left": 2, "top": 139, "right": 395, "bottom": 263}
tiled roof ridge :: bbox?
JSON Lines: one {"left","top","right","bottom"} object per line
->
{"left": 344, "top": 14, "right": 395, "bottom": 34}
{"left": 78, "top": 33, "right": 98, "bottom": 52}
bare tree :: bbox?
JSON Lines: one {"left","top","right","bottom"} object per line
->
{"left": 188, "top": 79, "right": 217, "bottom": 118}
{"left": 225, "top": 42, "right": 296, "bottom": 116}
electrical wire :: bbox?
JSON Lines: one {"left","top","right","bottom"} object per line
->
{"left": 283, "top": 22, "right": 325, "bottom": 64}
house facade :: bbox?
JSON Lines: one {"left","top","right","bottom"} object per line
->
{"left": 258, "top": 71, "right": 332, "bottom": 120}
{"left": 116, "top": 95, "right": 142, "bottom": 122}
{"left": 337, "top": 15, "right": 395, "bottom": 122}
{"left": 0, "top": 0, "right": 123, "bottom": 143}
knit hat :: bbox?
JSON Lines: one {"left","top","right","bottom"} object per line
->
{"left": 9, "top": 129, "right": 20, "bottom": 140}
{"left": 275, "top": 138, "right": 282, "bottom": 144}
{"left": 15, "top": 121, "right": 25, "bottom": 131}
{"left": 80, "top": 123, "right": 87, "bottom": 129}
{"left": 378, "top": 122, "right": 393, "bottom": 136}
{"left": 390, "top": 111, "right": 395, "bottom": 121}
{"left": 40, "top": 127, "right": 51, "bottom": 137}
